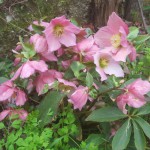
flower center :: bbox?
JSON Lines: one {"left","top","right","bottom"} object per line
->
{"left": 111, "top": 34, "right": 121, "bottom": 48}
{"left": 53, "top": 25, "right": 64, "bottom": 37}
{"left": 99, "top": 58, "right": 109, "bottom": 68}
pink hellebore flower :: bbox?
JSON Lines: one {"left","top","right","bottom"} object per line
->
{"left": 35, "top": 70, "right": 63, "bottom": 95}
{"left": 94, "top": 12, "right": 136, "bottom": 62}
{"left": 12, "top": 60, "right": 48, "bottom": 80}
{"left": 30, "top": 34, "right": 57, "bottom": 62}
{"left": 74, "top": 36, "right": 99, "bottom": 62}
{"left": 68, "top": 86, "right": 89, "bottom": 110}
{"left": 116, "top": 79, "right": 150, "bottom": 114}
{"left": 44, "top": 16, "right": 80, "bottom": 52}
{"left": 94, "top": 52, "right": 124, "bottom": 81}
{"left": 0, "top": 80, "right": 27, "bottom": 106}
{"left": 0, "top": 109, "right": 28, "bottom": 121}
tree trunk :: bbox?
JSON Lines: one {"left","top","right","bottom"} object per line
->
{"left": 89, "top": 0, "right": 124, "bottom": 29}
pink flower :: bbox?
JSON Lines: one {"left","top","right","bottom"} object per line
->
{"left": 30, "top": 34, "right": 57, "bottom": 62}
{"left": 44, "top": 16, "right": 80, "bottom": 52}
{"left": 68, "top": 86, "right": 89, "bottom": 110}
{"left": 74, "top": 36, "right": 99, "bottom": 62}
{"left": 12, "top": 60, "right": 48, "bottom": 80}
{"left": 30, "top": 34, "right": 48, "bottom": 53}
{"left": 34, "top": 70, "right": 63, "bottom": 95}
{"left": 94, "top": 12, "right": 136, "bottom": 62}
{"left": 94, "top": 52, "right": 124, "bottom": 81}
{"left": 116, "top": 79, "right": 150, "bottom": 114}
{"left": 0, "top": 109, "right": 28, "bottom": 121}
{"left": 0, "top": 80, "right": 27, "bottom": 106}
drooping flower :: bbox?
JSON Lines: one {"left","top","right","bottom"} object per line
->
{"left": 94, "top": 12, "right": 136, "bottom": 62}
{"left": 34, "top": 70, "right": 63, "bottom": 95}
{"left": 12, "top": 60, "right": 48, "bottom": 80}
{"left": 44, "top": 16, "right": 80, "bottom": 52}
{"left": 0, "top": 109, "right": 28, "bottom": 121}
{"left": 94, "top": 52, "right": 124, "bottom": 81}
{"left": 68, "top": 86, "right": 89, "bottom": 110}
{"left": 30, "top": 34, "right": 57, "bottom": 62}
{"left": 0, "top": 80, "right": 27, "bottom": 106}
{"left": 74, "top": 36, "right": 99, "bottom": 62}
{"left": 116, "top": 79, "right": 150, "bottom": 114}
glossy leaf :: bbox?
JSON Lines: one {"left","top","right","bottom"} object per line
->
{"left": 112, "top": 119, "right": 132, "bottom": 150}
{"left": 132, "top": 120, "right": 146, "bottom": 150}
{"left": 86, "top": 106, "right": 127, "bottom": 122}
{"left": 37, "top": 91, "right": 65, "bottom": 127}
{"left": 135, "top": 117, "right": 150, "bottom": 139}
{"left": 86, "top": 72, "right": 93, "bottom": 88}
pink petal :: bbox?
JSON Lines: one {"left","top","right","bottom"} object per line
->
{"left": 12, "top": 65, "right": 23, "bottom": 80}
{"left": 94, "top": 26, "right": 112, "bottom": 48}
{"left": 20, "top": 62, "right": 35, "bottom": 79}
{"left": 107, "top": 12, "right": 129, "bottom": 34}
{"left": 16, "top": 90, "right": 27, "bottom": 106}
{"left": 0, "top": 110, "right": 11, "bottom": 121}
{"left": 59, "top": 31, "right": 76, "bottom": 47}
{"left": 30, "top": 60, "right": 48, "bottom": 72}
{"left": 104, "top": 60, "right": 124, "bottom": 77}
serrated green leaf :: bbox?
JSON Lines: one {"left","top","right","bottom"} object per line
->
{"left": 134, "top": 103, "right": 150, "bottom": 115}
{"left": 135, "top": 117, "right": 150, "bottom": 139}
{"left": 112, "top": 119, "right": 132, "bottom": 150}
{"left": 70, "top": 61, "right": 85, "bottom": 78}
{"left": 37, "top": 91, "right": 65, "bottom": 127}
{"left": 0, "top": 122, "right": 5, "bottom": 129}
{"left": 11, "top": 120, "right": 22, "bottom": 129}
{"left": 134, "top": 35, "right": 150, "bottom": 44}
{"left": 127, "top": 26, "right": 139, "bottom": 41}
{"left": 32, "top": 24, "right": 45, "bottom": 34}
{"left": 132, "top": 120, "right": 146, "bottom": 150}
{"left": 86, "top": 72, "right": 93, "bottom": 88}
{"left": 86, "top": 107, "right": 127, "bottom": 122}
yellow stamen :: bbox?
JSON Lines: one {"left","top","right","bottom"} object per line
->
{"left": 99, "top": 58, "right": 109, "bottom": 68}
{"left": 53, "top": 25, "right": 64, "bottom": 37}
{"left": 110, "top": 34, "right": 121, "bottom": 48}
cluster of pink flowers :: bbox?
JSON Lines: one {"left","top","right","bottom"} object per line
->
{"left": 0, "top": 12, "right": 150, "bottom": 121}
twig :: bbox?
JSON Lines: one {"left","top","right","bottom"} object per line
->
{"left": 137, "top": 0, "right": 147, "bottom": 33}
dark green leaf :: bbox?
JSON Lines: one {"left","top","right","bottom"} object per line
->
{"left": 132, "top": 120, "right": 146, "bottom": 150}
{"left": 86, "top": 107, "right": 127, "bottom": 122}
{"left": 37, "top": 91, "right": 65, "bottom": 127}
{"left": 32, "top": 24, "right": 45, "bottom": 34}
{"left": 135, "top": 117, "right": 150, "bottom": 139}
{"left": 112, "top": 119, "right": 132, "bottom": 150}
{"left": 86, "top": 72, "right": 93, "bottom": 88}
{"left": 134, "top": 103, "right": 150, "bottom": 116}
{"left": 134, "top": 35, "right": 150, "bottom": 44}
{"left": 86, "top": 134, "right": 104, "bottom": 146}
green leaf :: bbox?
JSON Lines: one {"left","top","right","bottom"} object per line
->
{"left": 32, "top": 24, "right": 45, "bottom": 34}
{"left": 70, "top": 18, "right": 78, "bottom": 26}
{"left": 134, "top": 35, "right": 150, "bottom": 44}
{"left": 86, "top": 134, "right": 104, "bottom": 146}
{"left": 86, "top": 106, "right": 127, "bottom": 122}
{"left": 127, "top": 26, "right": 139, "bottom": 41}
{"left": 132, "top": 120, "right": 146, "bottom": 150}
{"left": 0, "top": 77, "right": 8, "bottom": 84}
{"left": 70, "top": 61, "right": 85, "bottom": 78}
{"left": 112, "top": 119, "right": 132, "bottom": 150}
{"left": 86, "top": 72, "right": 93, "bottom": 88}
{"left": 0, "top": 122, "right": 5, "bottom": 129}
{"left": 134, "top": 103, "right": 150, "bottom": 116}
{"left": 11, "top": 120, "right": 22, "bottom": 129}
{"left": 37, "top": 91, "right": 65, "bottom": 127}
{"left": 19, "top": 36, "right": 36, "bottom": 59}
{"left": 135, "top": 117, "right": 150, "bottom": 139}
